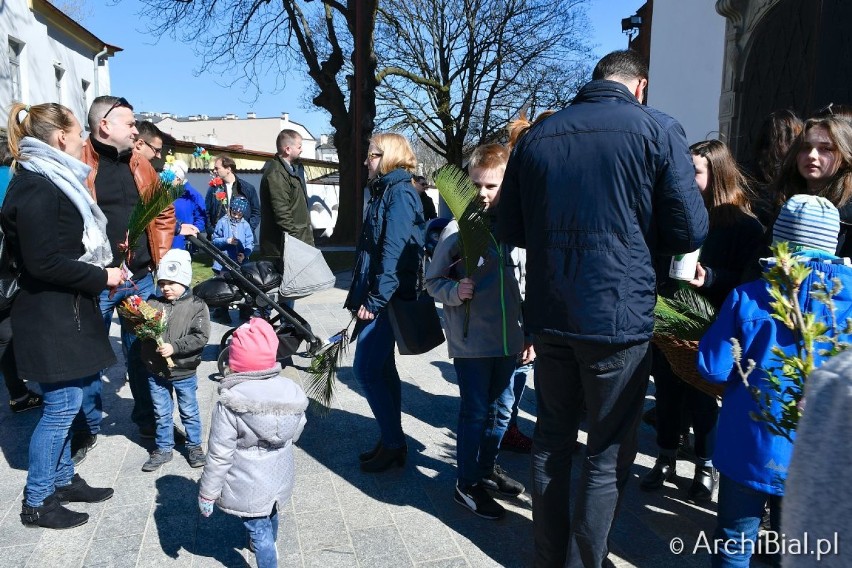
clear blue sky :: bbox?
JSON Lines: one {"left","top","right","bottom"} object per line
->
{"left": 84, "top": 0, "right": 644, "bottom": 139}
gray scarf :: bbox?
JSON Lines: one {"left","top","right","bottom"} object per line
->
{"left": 220, "top": 363, "right": 283, "bottom": 391}
{"left": 16, "top": 137, "right": 113, "bottom": 267}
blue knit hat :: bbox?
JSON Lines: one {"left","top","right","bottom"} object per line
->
{"left": 772, "top": 195, "right": 840, "bottom": 254}
{"left": 229, "top": 195, "right": 249, "bottom": 217}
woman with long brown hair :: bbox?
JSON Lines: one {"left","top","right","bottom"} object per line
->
{"left": 643, "top": 139, "right": 763, "bottom": 502}
{"left": 773, "top": 115, "right": 852, "bottom": 256}
{"left": 3, "top": 102, "right": 123, "bottom": 528}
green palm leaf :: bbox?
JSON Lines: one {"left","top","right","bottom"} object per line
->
{"left": 125, "top": 180, "right": 184, "bottom": 255}
{"left": 433, "top": 165, "right": 491, "bottom": 278}
{"left": 433, "top": 165, "right": 492, "bottom": 336}
{"left": 654, "top": 287, "right": 717, "bottom": 341}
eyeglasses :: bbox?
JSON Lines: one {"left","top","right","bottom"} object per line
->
{"left": 367, "top": 152, "right": 383, "bottom": 160}
{"left": 142, "top": 139, "right": 162, "bottom": 156}
{"left": 102, "top": 97, "right": 133, "bottom": 120}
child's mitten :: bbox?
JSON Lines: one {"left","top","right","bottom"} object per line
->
{"left": 198, "top": 494, "right": 215, "bottom": 517}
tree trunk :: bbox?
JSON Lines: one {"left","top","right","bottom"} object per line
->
{"left": 328, "top": 0, "right": 378, "bottom": 246}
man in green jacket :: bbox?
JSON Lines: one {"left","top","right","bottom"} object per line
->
{"left": 259, "top": 129, "right": 314, "bottom": 266}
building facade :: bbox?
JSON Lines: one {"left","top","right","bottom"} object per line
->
{"left": 0, "top": 0, "right": 120, "bottom": 124}
{"left": 154, "top": 112, "right": 317, "bottom": 157}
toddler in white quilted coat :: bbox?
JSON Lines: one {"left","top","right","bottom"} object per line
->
{"left": 198, "top": 318, "right": 308, "bottom": 568}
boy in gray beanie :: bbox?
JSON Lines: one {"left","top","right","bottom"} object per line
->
{"left": 140, "top": 248, "right": 211, "bottom": 471}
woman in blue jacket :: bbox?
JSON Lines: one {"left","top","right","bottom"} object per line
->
{"left": 698, "top": 195, "right": 852, "bottom": 568}
{"left": 344, "top": 133, "right": 425, "bottom": 473}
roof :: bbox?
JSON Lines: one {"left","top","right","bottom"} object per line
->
{"left": 31, "top": 0, "right": 122, "bottom": 56}
{"left": 169, "top": 139, "right": 339, "bottom": 174}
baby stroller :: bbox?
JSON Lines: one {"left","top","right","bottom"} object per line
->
{"left": 188, "top": 234, "right": 331, "bottom": 374}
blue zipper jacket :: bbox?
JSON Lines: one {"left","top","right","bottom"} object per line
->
{"left": 172, "top": 182, "right": 207, "bottom": 250}
{"left": 344, "top": 169, "right": 425, "bottom": 314}
{"left": 211, "top": 216, "right": 255, "bottom": 272}
{"left": 498, "top": 80, "right": 708, "bottom": 344}
{"left": 698, "top": 252, "right": 852, "bottom": 495}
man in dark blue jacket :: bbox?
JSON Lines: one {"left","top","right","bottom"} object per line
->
{"left": 498, "top": 50, "right": 708, "bottom": 567}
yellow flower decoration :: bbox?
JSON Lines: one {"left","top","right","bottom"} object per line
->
{"left": 165, "top": 154, "right": 175, "bottom": 164}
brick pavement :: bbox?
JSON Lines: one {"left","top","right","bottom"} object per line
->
{"left": 0, "top": 274, "right": 717, "bottom": 567}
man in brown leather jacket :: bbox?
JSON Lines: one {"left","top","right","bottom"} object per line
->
{"left": 70, "top": 96, "right": 176, "bottom": 461}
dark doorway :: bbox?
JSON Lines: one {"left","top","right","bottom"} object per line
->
{"left": 733, "top": 0, "right": 852, "bottom": 166}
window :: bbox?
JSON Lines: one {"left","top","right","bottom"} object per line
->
{"left": 8, "top": 38, "right": 23, "bottom": 101}
{"left": 54, "top": 65, "right": 64, "bottom": 103}
{"left": 81, "top": 80, "right": 90, "bottom": 121}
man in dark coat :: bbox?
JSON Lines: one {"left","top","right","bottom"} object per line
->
{"left": 259, "top": 128, "right": 314, "bottom": 263}
{"left": 205, "top": 155, "right": 260, "bottom": 238}
{"left": 498, "top": 50, "right": 709, "bottom": 567}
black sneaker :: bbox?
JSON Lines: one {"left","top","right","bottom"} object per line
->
{"left": 454, "top": 483, "right": 505, "bottom": 520}
{"left": 70, "top": 433, "right": 98, "bottom": 466}
{"left": 187, "top": 445, "right": 206, "bottom": 468}
{"left": 142, "top": 449, "right": 173, "bottom": 472}
{"left": 10, "top": 390, "right": 42, "bottom": 413}
{"left": 480, "top": 465, "right": 525, "bottom": 496}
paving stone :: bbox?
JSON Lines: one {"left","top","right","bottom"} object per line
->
{"left": 0, "top": 544, "right": 34, "bottom": 567}
{"left": 292, "top": 472, "right": 338, "bottom": 514}
{"left": 350, "top": 524, "right": 409, "bottom": 562}
{"left": 396, "top": 511, "right": 464, "bottom": 562}
{"left": 295, "top": 509, "right": 351, "bottom": 552}
{"left": 82, "top": 533, "right": 143, "bottom": 568}
{"left": 417, "top": 557, "right": 471, "bottom": 568}
{"left": 302, "top": 545, "right": 358, "bottom": 568}
{"left": 93, "top": 503, "right": 152, "bottom": 540}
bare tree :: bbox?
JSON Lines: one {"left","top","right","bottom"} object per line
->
{"left": 374, "top": 0, "right": 593, "bottom": 166}
{"left": 134, "top": 0, "right": 378, "bottom": 245}
{"left": 55, "top": 0, "right": 93, "bottom": 24}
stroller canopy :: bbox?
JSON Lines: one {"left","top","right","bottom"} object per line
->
{"left": 279, "top": 233, "right": 336, "bottom": 299}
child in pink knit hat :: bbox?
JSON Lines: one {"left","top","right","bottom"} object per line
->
{"left": 199, "top": 318, "right": 308, "bottom": 568}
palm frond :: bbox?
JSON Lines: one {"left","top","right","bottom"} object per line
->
{"left": 433, "top": 165, "right": 491, "bottom": 278}
{"left": 654, "top": 287, "right": 717, "bottom": 341}
{"left": 126, "top": 181, "right": 184, "bottom": 253}
{"left": 305, "top": 318, "right": 355, "bottom": 413}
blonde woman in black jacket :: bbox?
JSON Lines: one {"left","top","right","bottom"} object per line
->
{"left": 3, "top": 102, "right": 124, "bottom": 529}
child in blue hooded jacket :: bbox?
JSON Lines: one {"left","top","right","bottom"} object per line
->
{"left": 212, "top": 195, "right": 254, "bottom": 273}
{"left": 698, "top": 195, "right": 852, "bottom": 568}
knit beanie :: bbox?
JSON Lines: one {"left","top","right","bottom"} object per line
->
{"left": 169, "top": 159, "right": 189, "bottom": 181}
{"left": 229, "top": 317, "right": 279, "bottom": 373}
{"left": 230, "top": 195, "right": 249, "bottom": 217}
{"left": 157, "top": 248, "right": 193, "bottom": 288}
{"left": 772, "top": 194, "right": 840, "bottom": 254}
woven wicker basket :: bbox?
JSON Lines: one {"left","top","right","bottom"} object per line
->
{"left": 652, "top": 333, "right": 725, "bottom": 398}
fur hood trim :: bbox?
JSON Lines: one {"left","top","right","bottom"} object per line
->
{"left": 220, "top": 364, "right": 282, "bottom": 390}
{"left": 218, "top": 384, "right": 309, "bottom": 416}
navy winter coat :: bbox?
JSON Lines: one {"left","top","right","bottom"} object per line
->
{"left": 345, "top": 169, "right": 425, "bottom": 314}
{"left": 499, "top": 80, "right": 708, "bottom": 344}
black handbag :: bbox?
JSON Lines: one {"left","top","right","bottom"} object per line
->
{"left": 387, "top": 260, "right": 445, "bottom": 355}
{"left": 0, "top": 225, "right": 19, "bottom": 312}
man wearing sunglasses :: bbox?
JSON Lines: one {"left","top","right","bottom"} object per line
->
{"left": 74, "top": 95, "right": 176, "bottom": 453}
{"left": 133, "top": 120, "right": 164, "bottom": 163}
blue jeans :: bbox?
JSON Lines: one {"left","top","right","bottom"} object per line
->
{"left": 26, "top": 375, "right": 98, "bottom": 506}
{"left": 531, "top": 337, "right": 650, "bottom": 568}
{"left": 352, "top": 314, "right": 405, "bottom": 449}
{"left": 712, "top": 474, "right": 782, "bottom": 568}
{"left": 148, "top": 374, "right": 202, "bottom": 451}
{"left": 97, "top": 272, "right": 156, "bottom": 428}
{"left": 243, "top": 505, "right": 279, "bottom": 568}
{"left": 509, "top": 360, "right": 533, "bottom": 426}
{"left": 453, "top": 356, "right": 515, "bottom": 487}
